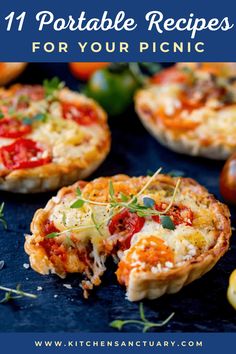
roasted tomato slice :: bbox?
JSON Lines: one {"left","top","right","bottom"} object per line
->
{"left": 156, "top": 107, "right": 200, "bottom": 131}
{"left": 116, "top": 236, "right": 174, "bottom": 286}
{"left": 0, "top": 138, "right": 51, "bottom": 170}
{"left": 62, "top": 102, "right": 99, "bottom": 125}
{"left": 43, "top": 220, "right": 59, "bottom": 237}
{"left": 152, "top": 67, "right": 189, "bottom": 85}
{"left": 108, "top": 209, "right": 145, "bottom": 250}
{"left": 0, "top": 118, "right": 32, "bottom": 138}
{"left": 153, "top": 203, "right": 193, "bottom": 226}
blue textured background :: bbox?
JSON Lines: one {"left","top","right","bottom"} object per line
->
{"left": 0, "top": 63, "right": 235, "bottom": 332}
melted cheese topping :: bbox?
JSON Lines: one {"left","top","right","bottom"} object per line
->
{"left": 0, "top": 86, "right": 107, "bottom": 170}
{"left": 136, "top": 63, "right": 236, "bottom": 149}
{"left": 44, "top": 176, "right": 218, "bottom": 279}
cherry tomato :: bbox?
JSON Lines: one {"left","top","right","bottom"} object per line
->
{"left": 62, "top": 102, "right": 99, "bottom": 125}
{"left": 0, "top": 118, "right": 32, "bottom": 138}
{"left": 69, "top": 62, "right": 110, "bottom": 81}
{"left": 152, "top": 67, "right": 188, "bottom": 85}
{"left": 0, "top": 138, "right": 51, "bottom": 170}
{"left": 220, "top": 153, "right": 236, "bottom": 204}
{"left": 85, "top": 68, "right": 140, "bottom": 116}
{"left": 108, "top": 209, "right": 145, "bottom": 250}
{"left": 153, "top": 203, "right": 193, "bottom": 226}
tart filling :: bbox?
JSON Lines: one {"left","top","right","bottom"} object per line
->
{"left": 135, "top": 63, "right": 236, "bottom": 159}
{"left": 25, "top": 172, "right": 231, "bottom": 300}
{"left": 0, "top": 81, "right": 110, "bottom": 192}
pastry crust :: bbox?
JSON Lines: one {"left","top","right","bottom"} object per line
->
{"left": 135, "top": 63, "right": 236, "bottom": 159}
{"left": 25, "top": 174, "right": 231, "bottom": 301}
{"left": 0, "top": 63, "right": 27, "bottom": 85}
{"left": 0, "top": 84, "right": 111, "bottom": 193}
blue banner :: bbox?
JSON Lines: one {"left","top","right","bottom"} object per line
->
{"left": 0, "top": 0, "right": 235, "bottom": 61}
{"left": 0, "top": 333, "right": 233, "bottom": 354}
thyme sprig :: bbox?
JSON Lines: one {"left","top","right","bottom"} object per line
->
{"left": 46, "top": 168, "right": 181, "bottom": 239}
{"left": 0, "top": 285, "right": 37, "bottom": 304}
{"left": 0, "top": 202, "right": 7, "bottom": 229}
{"left": 110, "top": 303, "right": 174, "bottom": 332}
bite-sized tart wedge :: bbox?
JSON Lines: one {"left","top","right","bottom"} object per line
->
{"left": 135, "top": 63, "right": 236, "bottom": 159}
{"left": 0, "top": 80, "right": 110, "bottom": 192}
{"left": 0, "top": 62, "right": 27, "bottom": 85}
{"left": 25, "top": 171, "right": 231, "bottom": 301}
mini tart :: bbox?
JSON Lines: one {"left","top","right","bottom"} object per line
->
{"left": 135, "top": 63, "right": 236, "bottom": 159}
{"left": 0, "top": 83, "right": 110, "bottom": 193}
{"left": 0, "top": 63, "right": 27, "bottom": 85}
{"left": 25, "top": 174, "right": 231, "bottom": 301}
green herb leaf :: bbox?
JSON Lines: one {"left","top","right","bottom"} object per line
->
{"left": 91, "top": 212, "right": 103, "bottom": 236}
{"left": 120, "top": 192, "right": 129, "bottom": 202}
{"left": 76, "top": 187, "right": 82, "bottom": 196}
{"left": 62, "top": 212, "right": 67, "bottom": 226}
{"left": 109, "top": 180, "right": 115, "bottom": 199}
{"left": 33, "top": 113, "right": 47, "bottom": 122}
{"left": 0, "top": 285, "right": 37, "bottom": 304}
{"left": 70, "top": 199, "right": 85, "bottom": 209}
{"left": 0, "top": 202, "right": 7, "bottom": 229}
{"left": 109, "top": 303, "right": 174, "bottom": 332}
{"left": 64, "top": 235, "right": 75, "bottom": 248}
{"left": 22, "top": 117, "right": 32, "bottom": 126}
{"left": 43, "top": 77, "right": 64, "bottom": 99}
{"left": 143, "top": 197, "right": 155, "bottom": 208}
{"left": 160, "top": 215, "right": 175, "bottom": 230}
{"left": 0, "top": 111, "right": 4, "bottom": 119}
{"left": 109, "top": 320, "right": 124, "bottom": 330}
{"left": 46, "top": 232, "right": 59, "bottom": 239}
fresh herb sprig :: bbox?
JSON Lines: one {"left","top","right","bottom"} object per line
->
{"left": 43, "top": 77, "right": 65, "bottom": 100}
{"left": 46, "top": 168, "right": 181, "bottom": 239}
{"left": 110, "top": 303, "right": 174, "bottom": 332}
{"left": 0, "top": 285, "right": 37, "bottom": 304}
{"left": 0, "top": 202, "right": 7, "bottom": 229}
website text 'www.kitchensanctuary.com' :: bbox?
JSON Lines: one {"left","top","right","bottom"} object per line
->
{"left": 33, "top": 338, "right": 203, "bottom": 349}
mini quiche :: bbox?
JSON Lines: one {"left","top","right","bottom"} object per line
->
{"left": 135, "top": 63, "right": 236, "bottom": 159}
{"left": 0, "top": 63, "right": 27, "bottom": 85}
{"left": 0, "top": 80, "right": 110, "bottom": 193}
{"left": 25, "top": 172, "right": 231, "bottom": 301}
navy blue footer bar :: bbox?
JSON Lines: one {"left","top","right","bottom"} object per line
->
{"left": 0, "top": 333, "right": 234, "bottom": 354}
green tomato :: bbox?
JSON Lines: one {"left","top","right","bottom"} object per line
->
{"left": 85, "top": 68, "right": 140, "bottom": 116}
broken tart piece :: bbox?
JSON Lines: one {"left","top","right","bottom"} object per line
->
{"left": 25, "top": 171, "right": 231, "bottom": 301}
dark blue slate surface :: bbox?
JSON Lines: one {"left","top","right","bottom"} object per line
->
{"left": 0, "top": 63, "right": 235, "bottom": 332}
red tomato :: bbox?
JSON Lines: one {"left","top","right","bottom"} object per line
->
{"left": 220, "top": 153, "right": 236, "bottom": 204}
{"left": 108, "top": 209, "right": 145, "bottom": 250}
{"left": 0, "top": 118, "right": 32, "bottom": 138}
{"left": 62, "top": 102, "right": 99, "bottom": 125}
{"left": 44, "top": 220, "right": 59, "bottom": 237}
{"left": 69, "top": 62, "right": 110, "bottom": 81}
{"left": 152, "top": 67, "right": 188, "bottom": 85}
{"left": 153, "top": 203, "right": 193, "bottom": 226}
{"left": 0, "top": 138, "right": 51, "bottom": 170}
